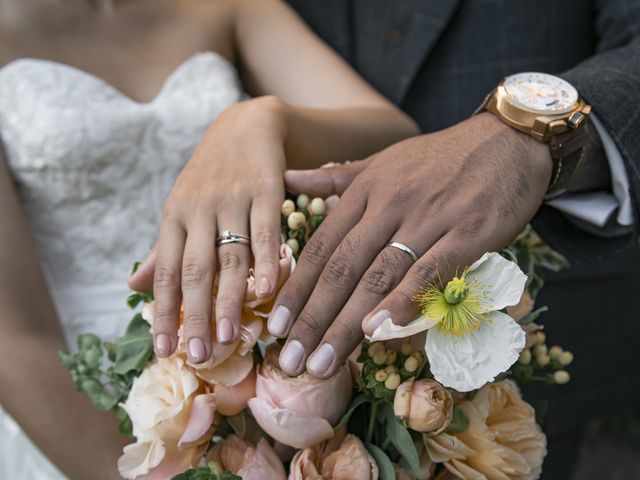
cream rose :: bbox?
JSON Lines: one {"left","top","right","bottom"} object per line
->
{"left": 394, "top": 378, "right": 453, "bottom": 434}
{"left": 289, "top": 431, "right": 379, "bottom": 480}
{"left": 208, "top": 434, "right": 286, "bottom": 480}
{"left": 248, "top": 345, "right": 352, "bottom": 449}
{"left": 118, "top": 356, "right": 215, "bottom": 479}
{"left": 425, "top": 380, "right": 546, "bottom": 480}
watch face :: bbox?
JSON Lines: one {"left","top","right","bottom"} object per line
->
{"left": 503, "top": 72, "right": 579, "bottom": 114}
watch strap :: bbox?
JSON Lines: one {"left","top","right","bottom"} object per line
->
{"left": 545, "top": 126, "right": 590, "bottom": 200}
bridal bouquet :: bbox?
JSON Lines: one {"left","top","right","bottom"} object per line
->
{"left": 60, "top": 194, "right": 572, "bottom": 480}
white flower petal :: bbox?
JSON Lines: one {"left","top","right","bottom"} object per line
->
{"left": 367, "top": 315, "right": 440, "bottom": 342}
{"left": 469, "top": 252, "right": 527, "bottom": 312}
{"left": 426, "top": 311, "right": 525, "bottom": 392}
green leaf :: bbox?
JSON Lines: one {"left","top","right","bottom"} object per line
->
{"left": 446, "top": 408, "right": 470, "bottom": 434}
{"left": 335, "top": 394, "right": 371, "bottom": 432}
{"left": 366, "top": 443, "right": 396, "bottom": 480}
{"left": 77, "top": 333, "right": 101, "bottom": 350}
{"left": 381, "top": 403, "right": 420, "bottom": 475}
{"left": 113, "top": 314, "right": 154, "bottom": 375}
{"left": 58, "top": 350, "right": 77, "bottom": 369}
{"left": 519, "top": 306, "right": 549, "bottom": 326}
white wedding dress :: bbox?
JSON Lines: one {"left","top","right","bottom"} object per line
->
{"left": 0, "top": 52, "right": 244, "bottom": 480}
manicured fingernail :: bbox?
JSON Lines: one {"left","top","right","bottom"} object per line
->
{"left": 268, "top": 305, "right": 292, "bottom": 337}
{"left": 363, "top": 309, "right": 392, "bottom": 335}
{"left": 155, "top": 333, "right": 170, "bottom": 357}
{"left": 257, "top": 276, "right": 272, "bottom": 297}
{"left": 188, "top": 338, "right": 206, "bottom": 363}
{"left": 218, "top": 318, "right": 234, "bottom": 343}
{"left": 307, "top": 343, "right": 336, "bottom": 376}
{"left": 279, "top": 340, "right": 305, "bottom": 374}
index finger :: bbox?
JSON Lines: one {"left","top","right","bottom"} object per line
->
{"left": 267, "top": 186, "right": 367, "bottom": 340}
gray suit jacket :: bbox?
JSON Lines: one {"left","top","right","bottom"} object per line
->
{"left": 288, "top": 0, "right": 640, "bottom": 263}
{"left": 287, "top": 0, "right": 640, "bottom": 445}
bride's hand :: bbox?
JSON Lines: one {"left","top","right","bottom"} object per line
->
{"left": 129, "top": 96, "right": 288, "bottom": 363}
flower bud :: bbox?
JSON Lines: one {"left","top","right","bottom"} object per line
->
{"left": 367, "top": 342, "right": 385, "bottom": 358}
{"left": 534, "top": 331, "right": 546, "bottom": 345}
{"left": 281, "top": 199, "right": 295, "bottom": 217}
{"left": 385, "top": 373, "right": 401, "bottom": 390}
{"left": 404, "top": 356, "right": 419, "bottom": 373}
{"left": 385, "top": 365, "right": 398, "bottom": 375}
{"left": 554, "top": 370, "right": 570, "bottom": 384}
{"left": 549, "top": 345, "right": 563, "bottom": 360}
{"left": 287, "top": 211, "right": 306, "bottom": 230}
{"left": 558, "top": 351, "right": 574, "bottom": 366}
{"left": 518, "top": 348, "right": 532, "bottom": 365}
{"left": 393, "top": 378, "right": 453, "bottom": 434}
{"left": 414, "top": 351, "right": 426, "bottom": 365}
{"left": 296, "top": 194, "right": 310, "bottom": 209}
{"left": 286, "top": 238, "right": 300, "bottom": 255}
{"left": 400, "top": 342, "right": 413, "bottom": 356}
{"left": 372, "top": 351, "right": 387, "bottom": 366}
{"left": 536, "top": 354, "right": 550, "bottom": 366}
{"left": 375, "top": 370, "right": 388, "bottom": 382}
{"left": 385, "top": 350, "right": 397, "bottom": 365}
{"left": 309, "top": 197, "right": 326, "bottom": 216}
{"left": 533, "top": 344, "right": 548, "bottom": 358}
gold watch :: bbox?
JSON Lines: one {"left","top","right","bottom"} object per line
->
{"left": 478, "top": 72, "right": 592, "bottom": 198}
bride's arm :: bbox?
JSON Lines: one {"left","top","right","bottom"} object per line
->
{"left": 233, "top": 0, "right": 419, "bottom": 168}
{"left": 0, "top": 150, "right": 126, "bottom": 479}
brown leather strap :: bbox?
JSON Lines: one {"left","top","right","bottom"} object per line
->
{"left": 545, "top": 126, "right": 590, "bottom": 200}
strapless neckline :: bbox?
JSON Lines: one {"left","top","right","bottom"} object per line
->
{"left": 0, "top": 51, "right": 235, "bottom": 105}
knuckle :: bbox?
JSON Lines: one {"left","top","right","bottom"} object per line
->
{"left": 253, "top": 228, "right": 279, "bottom": 248}
{"left": 216, "top": 295, "right": 241, "bottom": 311}
{"left": 155, "top": 265, "right": 179, "bottom": 289}
{"left": 152, "top": 307, "right": 178, "bottom": 328}
{"left": 322, "top": 256, "right": 356, "bottom": 289}
{"left": 300, "top": 236, "right": 331, "bottom": 266}
{"left": 181, "top": 261, "right": 207, "bottom": 290}
{"left": 219, "top": 251, "right": 242, "bottom": 271}
{"left": 453, "top": 213, "right": 486, "bottom": 238}
{"left": 413, "top": 262, "right": 439, "bottom": 286}
{"left": 162, "top": 197, "right": 185, "bottom": 222}
{"left": 183, "top": 311, "right": 210, "bottom": 330}
{"left": 361, "top": 268, "right": 395, "bottom": 296}
{"left": 297, "top": 310, "right": 323, "bottom": 336}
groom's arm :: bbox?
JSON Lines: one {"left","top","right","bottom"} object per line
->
{"left": 532, "top": 0, "right": 640, "bottom": 260}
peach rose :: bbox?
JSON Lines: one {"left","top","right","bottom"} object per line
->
{"left": 118, "top": 356, "right": 215, "bottom": 479}
{"left": 507, "top": 289, "right": 534, "bottom": 322}
{"left": 425, "top": 380, "right": 546, "bottom": 480}
{"left": 248, "top": 346, "right": 352, "bottom": 449}
{"left": 289, "top": 431, "right": 378, "bottom": 480}
{"left": 394, "top": 378, "right": 453, "bottom": 434}
{"left": 208, "top": 434, "right": 286, "bottom": 480}
{"left": 142, "top": 244, "right": 295, "bottom": 387}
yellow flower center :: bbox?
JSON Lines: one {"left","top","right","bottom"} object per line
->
{"left": 416, "top": 272, "right": 487, "bottom": 336}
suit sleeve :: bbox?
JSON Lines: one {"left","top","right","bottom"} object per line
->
{"left": 533, "top": 0, "right": 640, "bottom": 263}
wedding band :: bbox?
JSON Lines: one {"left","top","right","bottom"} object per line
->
{"left": 385, "top": 242, "right": 418, "bottom": 262}
{"left": 216, "top": 230, "right": 251, "bottom": 246}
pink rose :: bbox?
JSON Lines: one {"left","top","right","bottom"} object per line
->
{"left": 394, "top": 378, "right": 453, "bottom": 434}
{"left": 209, "top": 434, "right": 286, "bottom": 480}
{"left": 248, "top": 346, "right": 352, "bottom": 449}
{"left": 289, "top": 431, "right": 379, "bottom": 480}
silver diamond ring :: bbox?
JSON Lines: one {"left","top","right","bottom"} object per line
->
{"left": 216, "top": 230, "right": 251, "bottom": 246}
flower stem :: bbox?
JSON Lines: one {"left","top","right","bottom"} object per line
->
{"left": 367, "top": 401, "right": 379, "bottom": 443}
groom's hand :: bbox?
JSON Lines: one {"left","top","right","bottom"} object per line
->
{"left": 269, "top": 112, "right": 552, "bottom": 378}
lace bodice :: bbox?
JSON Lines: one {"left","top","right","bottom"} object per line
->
{"left": 0, "top": 52, "right": 243, "bottom": 345}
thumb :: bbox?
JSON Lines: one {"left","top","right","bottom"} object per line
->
{"left": 284, "top": 159, "right": 369, "bottom": 198}
{"left": 128, "top": 246, "right": 157, "bottom": 293}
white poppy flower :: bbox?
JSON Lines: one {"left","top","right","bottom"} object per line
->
{"left": 368, "top": 252, "right": 527, "bottom": 392}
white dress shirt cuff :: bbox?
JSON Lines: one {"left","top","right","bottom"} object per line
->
{"left": 545, "top": 114, "right": 633, "bottom": 229}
